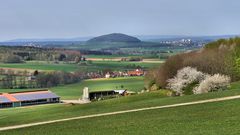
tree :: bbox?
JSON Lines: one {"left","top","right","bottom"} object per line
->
{"left": 1, "top": 75, "right": 14, "bottom": 89}
{"left": 58, "top": 54, "right": 66, "bottom": 61}
{"left": 2, "top": 55, "right": 23, "bottom": 63}
{"left": 193, "top": 74, "right": 230, "bottom": 94}
{"left": 75, "top": 56, "right": 80, "bottom": 64}
{"left": 167, "top": 67, "right": 206, "bottom": 95}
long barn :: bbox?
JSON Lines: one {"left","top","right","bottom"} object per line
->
{"left": 0, "top": 90, "right": 60, "bottom": 108}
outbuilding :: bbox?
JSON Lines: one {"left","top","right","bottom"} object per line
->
{"left": 89, "top": 90, "right": 130, "bottom": 101}
{"left": 0, "top": 90, "right": 60, "bottom": 109}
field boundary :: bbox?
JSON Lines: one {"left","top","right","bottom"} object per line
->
{"left": 1, "top": 95, "right": 240, "bottom": 131}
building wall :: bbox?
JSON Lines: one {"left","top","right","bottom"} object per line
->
{"left": 13, "top": 102, "right": 21, "bottom": 107}
{"left": 0, "top": 98, "right": 60, "bottom": 109}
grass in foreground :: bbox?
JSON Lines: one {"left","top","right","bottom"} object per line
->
{"left": 3, "top": 98, "right": 240, "bottom": 135}
{"left": 0, "top": 86, "right": 240, "bottom": 128}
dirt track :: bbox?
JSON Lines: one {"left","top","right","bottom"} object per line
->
{"left": 1, "top": 95, "right": 240, "bottom": 131}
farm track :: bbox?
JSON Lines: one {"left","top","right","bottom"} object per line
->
{"left": 1, "top": 95, "right": 240, "bottom": 131}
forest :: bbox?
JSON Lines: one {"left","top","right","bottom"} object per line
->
{"left": 0, "top": 46, "right": 81, "bottom": 63}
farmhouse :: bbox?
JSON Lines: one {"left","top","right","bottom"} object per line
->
{"left": 127, "top": 69, "right": 144, "bottom": 76}
{"left": 0, "top": 90, "right": 60, "bottom": 109}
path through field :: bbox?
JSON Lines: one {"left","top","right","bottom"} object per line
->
{"left": 1, "top": 95, "right": 240, "bottom": 131}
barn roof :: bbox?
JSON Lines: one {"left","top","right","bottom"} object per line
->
{"left": 0, "top": 90, "right": 59, "bottom": 103}
{"left": 0, "top": 95, "right": 11, "bottom": 103}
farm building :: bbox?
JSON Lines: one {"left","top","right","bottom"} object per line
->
{"left": 0, "top": 90, "right": 60, "bottom": 109}
{"left": 89, "top": 90, "right": 134, "bottom": 101}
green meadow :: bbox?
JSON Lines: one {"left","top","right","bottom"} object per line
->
{"left": 3, "top": 98, "right": 240, "bottom": 135}
{"left": 1, "top": 86, "right": 240, "bottom": 134}
{"left": 0, "top": 77, "right": 145, "bottom": 100}
{"left": 51, "top": 77, "right": 145, "bottom": 99}
{"left": 0, "top": 60, "right": 161, "bottom": 72}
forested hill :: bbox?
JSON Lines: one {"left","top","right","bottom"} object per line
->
{"left": 87, "top": 33, "right": 141, "bottom": 43}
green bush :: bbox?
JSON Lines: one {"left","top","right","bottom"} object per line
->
{"left": 1, "top": 55, "right": 24, "bottom": 63}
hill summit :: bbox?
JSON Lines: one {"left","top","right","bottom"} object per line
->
{"left": 87, "top": 33, "right": 141, "bottom": 43}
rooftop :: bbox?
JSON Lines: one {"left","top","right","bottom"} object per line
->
{"left": 0, "top": 90, "right": 59, "bottom": 103}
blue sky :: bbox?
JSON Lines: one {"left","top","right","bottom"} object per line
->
{"left": 0, "top": 0, "right": 240, "bottom": 41}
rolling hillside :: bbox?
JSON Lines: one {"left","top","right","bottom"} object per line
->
{"left": 4, "top": 98, "right": 240, "bottom": 135}
{"left": 0, "top": 82, "right": 240, "bottom": 134}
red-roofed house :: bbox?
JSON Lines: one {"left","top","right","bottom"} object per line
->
{"left": 127, "top": 69, "right": 144, "bottom": 76}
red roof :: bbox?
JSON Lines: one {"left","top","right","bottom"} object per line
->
{"left": 128, "top": 69, "right": 144, "bottom": 76}
{"left": 0, "top": 90, "right": 59, "bottom": 103}
{"left": 2, "top": 93, "right": 18, "bottom": 102}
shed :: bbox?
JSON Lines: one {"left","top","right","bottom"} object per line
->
{"left": 0, "top": 90, "right": 60, "bottom": 109}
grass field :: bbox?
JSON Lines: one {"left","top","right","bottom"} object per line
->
{"left": 0, "top": 84, "right": 240, "bottom": 129}
{"left": 0, "top": 82, "right": 239, "bottom": 134}
{"left": 85, "top": 54, "right": 162, "bottom": 59}
{"left": 3, "top": 98, "right": 240, "bottom": 135}
{"left": 51, "top": 77, "right": 145, "bottom": 99}
{"left": 0, "top": 60, "right": 161, "bottom": 72}
{"left": 0, "top": 77, "right": 145, "bottom": 100}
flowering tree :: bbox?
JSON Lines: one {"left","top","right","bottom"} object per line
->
{"left": 193, "top": 74, "right": 230, "bottom": 94}
{"left": 167, "top": 67, "right": 206, "bottom": 95}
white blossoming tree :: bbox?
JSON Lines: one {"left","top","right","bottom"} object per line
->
{"left": 193, "top": 74, "right": 231, "bottom": 94}
{"left": 167, "top": 67, "right": 206, "bottom": 95}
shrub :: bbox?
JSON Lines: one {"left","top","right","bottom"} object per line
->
{"left": 149, "top": 84, "right": 159, "bottom": 91}
{"left": 193, "top": 74, "right": 230, "bottom": 94}
{"left": 1, "top": 55, "right": 23, "bottom": 63}
{"left": 167, "top": 67, "right": 206, "bottom": 95}
{"left": 182, "top": 82, "right": 198, "bottom": 95}
{"left": 234, "top": 57, "right": 240, "bottom": 75}
{"left": 128, "top": 57, "right": 143, "bottom": 61}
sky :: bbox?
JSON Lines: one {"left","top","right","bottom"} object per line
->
{"left": 0, "top": 0, "right": 240, "bottom": 41}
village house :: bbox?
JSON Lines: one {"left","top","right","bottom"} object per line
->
{"left": 104, "top": 69, "right": 144, "bottom": 79}
{"left": 127, "top": 69, "right": 144, "bottom": 76}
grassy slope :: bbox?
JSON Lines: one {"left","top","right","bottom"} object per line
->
{"left": 0, "top": 85, "right": 240, "bottom": 129}
{"left": 85, "top": 54, "right": 162, "bottom": 59}
{"left": 51, "top": 77, "right": 145, "bottom": 99}
{"left": 0, "top": 61, "right": 78, "bottom": 72}
{"left": 3, "top": 99, "right": 240, "bottom": 135}
{"left": 0, "top": 60, "right": 161, "bottom": 72}
{"left": 0, "top": 77, "right": 145, "bottom": 100}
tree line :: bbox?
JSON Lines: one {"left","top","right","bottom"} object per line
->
{"left": 0, "top": 46, "right": 81, "bottom": 63}
{"left": 0, "top": 70, "right": 84, "bottom": 89}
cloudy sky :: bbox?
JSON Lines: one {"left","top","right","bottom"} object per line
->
{"left": 0, "top": 0, "right": 240, "bottom": 41}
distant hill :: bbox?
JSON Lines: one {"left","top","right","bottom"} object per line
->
{"left": 87, "top": 33, "right": 141, "bottom": 43}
